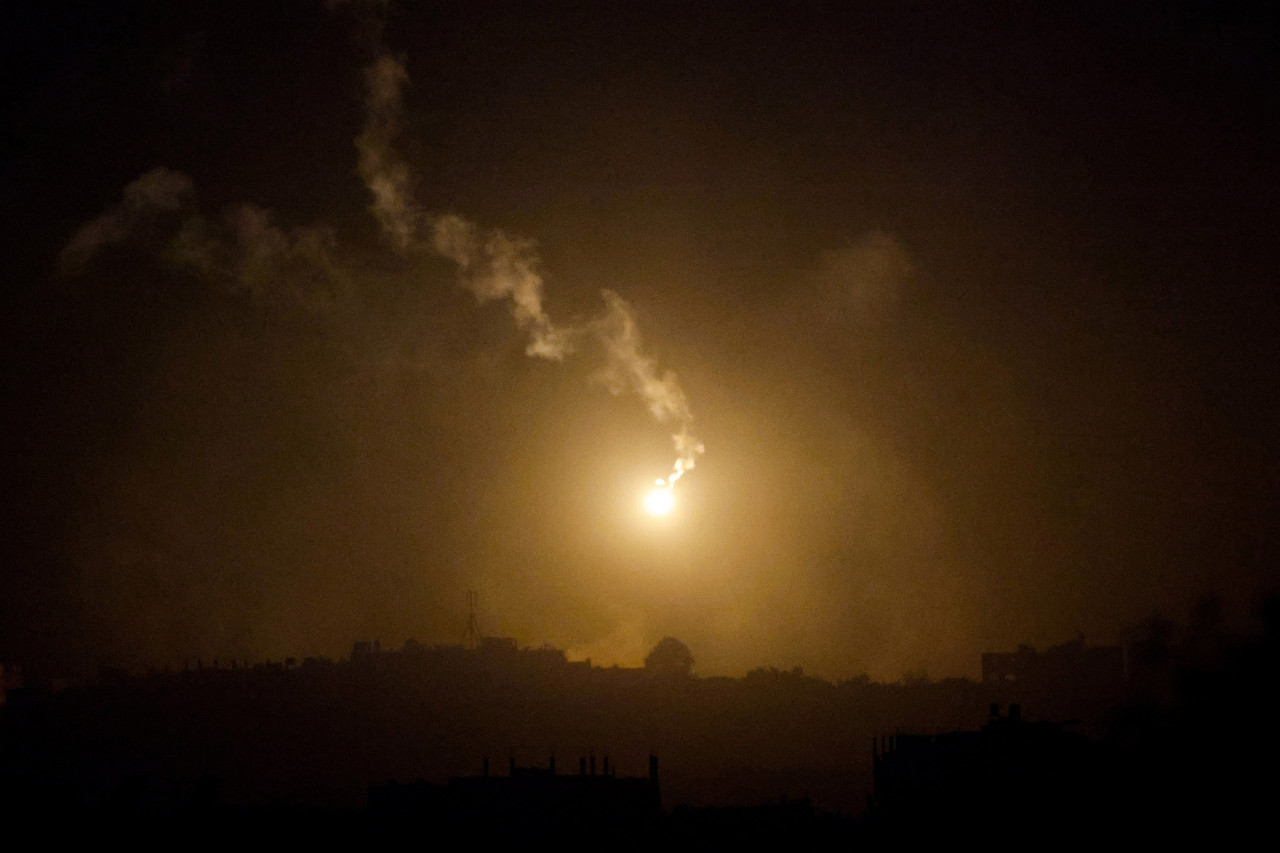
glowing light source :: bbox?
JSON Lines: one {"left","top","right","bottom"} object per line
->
{"left": 644, "top": 480, "right": 675, "bottom": 516}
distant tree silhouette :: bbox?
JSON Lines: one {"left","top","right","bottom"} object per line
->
{"left": 644, "top": 637, "right": 694, "bottom": 677}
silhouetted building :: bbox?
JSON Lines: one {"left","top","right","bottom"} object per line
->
{"left": 369, "top": 754, "right": 661, "bottom": 838}
{"left": 667, "top": 796, "right": 848, "bottom": 847}
{"left": 981, "top": 636, "right": 1125, "bottom": 731}
{"left": 0, "top": 663, "right": 20, "bottom": 706}
{"left": 982, "top": 636, "right": 1124, "bottom": 689}
{"left": 871, "top": 704, "right": 1091, "bottom": 836}
{"left": 479, "top": 636, "right": 518, "bottom": 653}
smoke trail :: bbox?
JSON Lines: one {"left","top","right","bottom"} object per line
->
{"left": 353, "top": 54, "right": 569, "bottom": 360}
{"left": 352, "top": 49, "right": 704, "bottom": 482}
{"left": 60, "top": 32, "right": 707, "bottom": 489}
{"left": 429, "top": 214, "right": 571, "bottom": 360}
{"left": 593, "top": 291, "right": 705, "bottom": 486}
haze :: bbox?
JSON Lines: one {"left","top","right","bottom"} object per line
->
{"left": 2, "top": 2, "right": 1276, "bottom": 681}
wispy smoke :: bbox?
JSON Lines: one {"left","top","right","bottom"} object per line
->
{"left": 352, "top": 50, "right": 704, "bottom": 481}
{"left": 175, "top": 205, "right": 350, "bottom": 310}
{"left": 352, "top": 55, "right": 569, "bottom": 360}
{"left": 60, "top": 167, "right": 193, "bottom": 271}
{"left": 355, "top": 54, "right": 418, "bottom": 248}
{"left": 594, "top": 291, "right": 704, "bottom": 485}
{"left": 60, "top": 39, "right": 706, "bottom": 489}
{"left": 430, "top": 215, "right": 571, "bottom": 360}
{"left": 62, "top": 169, "right": 349, "bottom": 316}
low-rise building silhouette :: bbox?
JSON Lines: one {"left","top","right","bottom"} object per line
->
{"left": 981, "top": 636, "right": 1125, "bottom": 730}
{"left": 871, "top": 703, "right": 1091, "bottom": 837}
{"left": 982, "top": 636, "right": 1124, "bottom": 689}
{"left": 368, "top": 754, "right": 661, "bottom": 837}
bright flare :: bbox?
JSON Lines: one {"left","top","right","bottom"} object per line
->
{"left": 644, "top": 483, "right": 675, "bottom": 516}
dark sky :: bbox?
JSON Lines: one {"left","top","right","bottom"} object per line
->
{"left": 3, "top": 1, "right": 1277, "bottom": 680}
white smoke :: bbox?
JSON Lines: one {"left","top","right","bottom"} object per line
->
{"left": 429, "top": 214, "right": 571, "bottom": 360}
{"left": 593, "top": 291, "right": 704, "bottom": 485}
{"left": 60, "top": 39, "right": 706, "bottom": 489}
{"left": 353, "top": 51, "right": 705, "bottom": 480}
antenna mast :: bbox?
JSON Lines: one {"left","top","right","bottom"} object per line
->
{"left": 463, "top": 590, "right": 482, "bottom": 650}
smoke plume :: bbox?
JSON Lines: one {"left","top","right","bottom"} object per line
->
{"left": 429, "top": 214, "right": 571, "bottom": 360}
{"left": 353, "top": 50, "right": 704, "bottom": 482}
{"left": 594, "top": 291, "right": 704, "bottom": 486}
{"left": 355, "top": 54, "right": 418, "bottom": 248}
{"left": 60, "top": 41, "right": 705, "bottom": 489}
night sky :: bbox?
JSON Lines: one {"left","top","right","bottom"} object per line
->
{"left": 3, "top": 1, "right": 1277, "bottom": 680}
